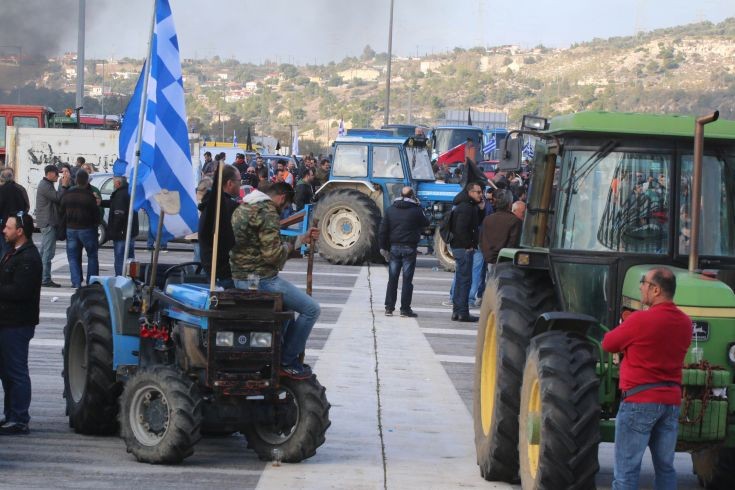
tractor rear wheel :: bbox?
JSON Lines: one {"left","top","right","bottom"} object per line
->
{"left": 315, "top": 189, "right": 381, "bottom": 265}
{"left": 518, "top": 331, "right": 600, "bottom": 490}
{"left": 433, "top": 228, "right": 455, "bottom": 272}
{"left": 244, "top": 376, "right": 331, "bottom": 463}
{"left": 473, "top": 263, "right": 556, "bottom": 482}
{"left": 119, "top": 366, "right": 202, "bottom": 464}
{"left": 692, "top": 447, "right": 735, "bottom": 489}
{"left": 62, "top": 284, "right": 121, "bottom": 434}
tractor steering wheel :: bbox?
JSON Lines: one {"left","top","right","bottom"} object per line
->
{"left": 162, "top": 262, "right": 204, "bottom": 283}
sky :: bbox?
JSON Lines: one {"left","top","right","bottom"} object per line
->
{"left": 4, "top": 0, "right": 735, "bottom": 63}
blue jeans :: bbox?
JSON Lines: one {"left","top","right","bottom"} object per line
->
{"left": 112, "top": 240, "right": 135, "bottom": 276}
{"left": 613, "top": 401, "right": 680, "bottom": 490}
{"left": 147, "top": 226, "right": 169, "bottom": 249}
{"left": 469, "top": 249, "right": 486, "bottom": 303}
{"left": 0, "top": 326, "right": 35, "bottom": 424}
{"left": 39, "top": 226, "right": 57, "bottom": 283}
{"left": 384, "top": 245, "right": 417, "bottom": 312}
{"left": 66, "top": 228, "right": 99, "bottom": 288}
{"left": 234, "top": 275, "right": 320, "bottom": 367}
{"left": 451, "top": 248, "right": 473, "bottom": 316}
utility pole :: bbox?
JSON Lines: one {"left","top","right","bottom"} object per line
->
{"left": 76, "top": 0, "right": 86, "bottom": 109}
{"left": 383, "top": 0, "right": 395, "bottom": 126}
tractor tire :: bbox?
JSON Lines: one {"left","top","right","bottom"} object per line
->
{"left": 314, "top": 189, "right": 381, "bottom": 265}
{"left": 518, "top": 331, "right": 600, "bottom": 490}
{"left": 244, "top": 376, "right": 331, "bottom": 463}
{"left": 692, "top": 447, "right": 735, "bottom": 489}
{"left": 473, "top": 263, "right": 556, "bottom": 482}
{"left": 62, "top": 284, "right": 121, "bottom": 435}
{"left": 433, "top": 228, "right": 455, "bottom": 272}
{"left": 119, "top": 366, "right": 202, "bottom": 464}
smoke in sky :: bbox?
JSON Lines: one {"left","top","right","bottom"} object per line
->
{"left": 0, "top": 0, "right": 80, "bottom": 58}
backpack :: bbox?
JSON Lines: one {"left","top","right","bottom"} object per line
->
{"left": 438, "top": 209, "right": 454, "bottom": 243}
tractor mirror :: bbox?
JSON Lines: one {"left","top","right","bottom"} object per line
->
{"left": 498, "top": 135, "right": 522, "bottom": 171}
{"left": 155, "top": 190, "right": 181, "bottom": 215}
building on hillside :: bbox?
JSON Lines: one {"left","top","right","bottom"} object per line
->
{"left": 338, "top": 67, "right": 380, "bottom": 82}
{"left": 245, "top": 81, "right": 258, "bottom": 91}
{"left": 420, "top": 60, "right": 445, "bottom": 74}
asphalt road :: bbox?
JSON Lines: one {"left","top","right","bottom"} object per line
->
{"left": 0, "top": 244, "right": 702, "bottom": 489}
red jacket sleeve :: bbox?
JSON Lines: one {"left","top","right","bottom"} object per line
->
{"left": 602, "top": 312, "right": 642, "bottom": 353}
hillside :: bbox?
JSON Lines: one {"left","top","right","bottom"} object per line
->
{"left": 2, "top": 17, "right": 735, "bottom": 152}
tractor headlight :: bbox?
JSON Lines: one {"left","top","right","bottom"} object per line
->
{"left": 250, "top": 332, "right": 272, "bottom": 348}
{"left": 728, "top": 343, "right": 735, "bottom": 365}
{"left": 433, "top": 203, "right": 442, "bottom": 212}
{"left": 216, "top": 331, "right": 234, "bottom": 347}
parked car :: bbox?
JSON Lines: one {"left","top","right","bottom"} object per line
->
{"left": 90, "top": 173, "right": 149, "bottom": 245}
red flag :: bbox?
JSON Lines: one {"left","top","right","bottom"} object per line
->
{"left": 437, "top": 142, "right": 466, "bottom": 165}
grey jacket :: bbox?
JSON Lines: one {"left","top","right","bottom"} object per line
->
{"left": 35, "top": 177, "right": 66, "bottom": 228}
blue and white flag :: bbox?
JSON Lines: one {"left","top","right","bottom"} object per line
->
{"left": 338, "top": 118, "right": 346, "bottom": 137}
{"left": 291, "top": 128, "right": 299, "bottom": 156}
{"left": 522, "top": 140, "right": 535, "bottom": 160}
{"left": 233, "top": 130, "right": 237, "bottom": 147}
{"left": 483, "top": 135, "right": 497, "bottom": 155}
{"left": 118, "top": 0, "right": 197, "bottom": 240}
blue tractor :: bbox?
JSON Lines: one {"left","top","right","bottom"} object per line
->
{"left": 314, "top": 133, "right": 461, "bottom": 270}
{"left": 61, "top": 216, "right": 330, "bottom": 464}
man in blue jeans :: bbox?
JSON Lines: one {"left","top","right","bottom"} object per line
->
{"left": 449, "top": 182, "right": 483, "bottom": 322}
{"left": 230, "top": 182, "right": 319, "bottom": 380}
{"left": 0, "top": 213, "right": 42, "bottom": 435}
{"left": 101, "top": 175, "right": 138, "bottom": 276}
{"left": 602, "top": 267, "right": 692, "bottom": 489}
{"left": 379, "top": 186, "right": 429, "bottom": 317}
{"left": 60, "top": 170, "right": 100, "bottom": 288}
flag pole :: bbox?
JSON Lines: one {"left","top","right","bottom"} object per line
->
{"left": 122, "top": 0, "right": 156, "bottom": 275}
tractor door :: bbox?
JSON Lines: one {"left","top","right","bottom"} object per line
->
{"left": 370, "top": 144, "right": 410, "bottom": 209}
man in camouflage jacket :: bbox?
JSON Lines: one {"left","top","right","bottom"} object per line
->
{"left": 230, "top": 182, "right": 319, "bottom": 380}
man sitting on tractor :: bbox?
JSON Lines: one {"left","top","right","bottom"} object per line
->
{"left": 230, "top": 182, "right": 319, "bottom": 380}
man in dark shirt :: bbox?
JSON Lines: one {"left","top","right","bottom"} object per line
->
{"left": 101, "top": 176, "right": 138, "bottom": 276}
{"left": 602, "top": 267, "right": 691, "bottom": 489}
{"left": 0, "top": 213, "right": 42, "bottom": 435}
{"left": 0, "top": 168, "right": 29, "bottom": 255}
{"left": 232, "top": 153, "right": 249, "bottom": 180}
{"left": 449, "top": 182, "right": 483, "bottom": 322}
{"left": 293, "top": 168, "right": 315, "bottom": 211}
{"left": 479, "top": 189, "right": 522, "bottom": 269}
{"left": 60, "top": 170, "right": 100, "bottom": 288}
{"left": 379, "top": 187, "right": 429, "bottom": 317}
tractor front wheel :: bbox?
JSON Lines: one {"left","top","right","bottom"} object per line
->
{"left": 692, "top": 447, "right": 735, "bottom": 489}
{"left": 119, "top": 366, "right": 202, "bottom": 464}
{"left": 244, "top": 376, "right": 331, "bottom": 463}
{"left": 518, "top": 331, "right": 600, "bottom": 489}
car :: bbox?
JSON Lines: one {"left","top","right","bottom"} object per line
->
{"left": 90, "top": 172, "right": 149, "bottom": 245}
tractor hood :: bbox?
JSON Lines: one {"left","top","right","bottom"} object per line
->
{"left": 416, "top": 182, "right": 462, "bottom": 203}
{"left": 621, "top": 265, "right": 735, "bottom": 309}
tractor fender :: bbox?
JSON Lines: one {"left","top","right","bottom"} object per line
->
{"left": 90, "top": 276, "right": 141, "bottom": 369}
{"left": 314, "top": 180, "right": 384, "bottom": 212}
{"left": 532, "top": 311, "right": 599, "bottom": 337}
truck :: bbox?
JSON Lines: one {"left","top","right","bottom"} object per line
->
{"left": 313, "top": 133, "right": 461, "bottom": 270}
{"left": 473, "top": 111, "right": 735, "bottom": 489}
{"left": 430, "top": 124, "right": 485, "bottom": 163}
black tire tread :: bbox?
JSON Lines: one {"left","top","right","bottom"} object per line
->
{"left": 692, "top": 447, "right": 735, "bottom": 489}
{"left": 433, "top": 228, "right": 455, "bottom": 272}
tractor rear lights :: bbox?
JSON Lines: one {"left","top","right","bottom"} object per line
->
{"left": 216, "top": 331, "right": 234, "bottom": 347}
{"left": 250, "top": 332, "right": 272, "bottom": 348}
{"left": 215, "top": 331, "right": 272, "bottom": 348}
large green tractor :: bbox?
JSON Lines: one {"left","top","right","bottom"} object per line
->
{"left": 473, "top": 112, "right": 735, "bottom": 488}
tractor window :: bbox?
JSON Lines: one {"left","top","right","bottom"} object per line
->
{"left": 332, "top": 144, "right": 367, "bottom": 177}
{"left": 554, "top": 150, "right": 671, "bottom": 254}
{"left": 12, "top": 116, "right": 40, "bottom": 128}
{"left": 372, "top": 146, "right": 404, "bottom": 179}
{"left": 679, "top": 154, "right": 735, "bottom": 257}
{"left": 406, "top": 146, "right": 434, "bottom": 181}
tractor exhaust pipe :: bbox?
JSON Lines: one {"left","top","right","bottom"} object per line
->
{"left": 689, "top": 110, "right": 719, "bottom": 272}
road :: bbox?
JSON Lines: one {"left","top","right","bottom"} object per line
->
{"left": 0, "top": 244, "right": 701, "bottom": 489}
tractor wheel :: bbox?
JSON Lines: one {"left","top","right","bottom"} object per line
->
{"left": 433, "top": 228, "right": 455, "bottom": 272}
{"left": 692, "top": 447, "right": 735, "bottom": 489}
{"left": 62, "top": 284, "right": 121, "bottom": 434}
{"left": 473, "top": 263, "right": 556, "bottom": 482}
{"left": 244, "top": 376, "right": 331, "bottom": 463}
{"left": 119, "top": 366, "right": 202, "bottom": 464}
{"left": 518, "top": 331, "right": 600, "bottom": 490}
{"left": 314, "top": 189, "right": 381, "bottom": 265}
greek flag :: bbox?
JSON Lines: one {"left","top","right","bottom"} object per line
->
{"left": 118, "top": 0, "right": 197, "bottom": 240}
{"left": 233, "top": 130, "right": 237, "bottom": 147}
{"left": 522, "top": 140, "right": 535, "bottom": 160}
{"left": 338, "top": 118, "right": 346, "bottom": 136}
{"left": 483, "top": 135, "right": 497, "bottom": 155}
{"left": 291, "top": 128, "right": 299, "bottom": 155}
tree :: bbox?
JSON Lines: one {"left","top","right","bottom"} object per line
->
{"left": 361, "top": 45, "right": 376, "bottom": 60}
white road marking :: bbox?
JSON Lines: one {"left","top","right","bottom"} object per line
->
{"left": 436, "top": 355, "right": 475, "bottom": 364}
{"left": 422, "top": 328, "right": 476, "bottom": 336}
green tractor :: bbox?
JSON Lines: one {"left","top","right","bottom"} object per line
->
{"left": 473, "top": 111, "right": 735, "bottom": 488}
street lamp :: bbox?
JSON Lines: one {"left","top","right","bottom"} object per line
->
{"left": 383, "top": 0, "right": 394, "bottom": 126}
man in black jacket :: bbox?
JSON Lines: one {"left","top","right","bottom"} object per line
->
{"left": 293, "top": 168, "right": 315, "bottom": 211}
{"left": 60, "top": 170, "right": 100, "bottom": 288}
{"left": 101, "top": 176, "right": 139, "bottom": 276}
{"left": 198, "top": 164, "right": 240, "bottom": 288}
{"left": 449, "top": 182, "right": 483, "bottom": 322}
{"left": 0, "top": 168, "right": 29, "bottom": 256}
{"left": 379, "top": 187, "right": 429, "bottom": 317}
{"left": 0, "top": 213, "right": 42, "bottom": 435}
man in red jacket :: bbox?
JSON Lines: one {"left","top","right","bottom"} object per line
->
{"left": 602, "top": 267, "right": 692, "bottom": 489}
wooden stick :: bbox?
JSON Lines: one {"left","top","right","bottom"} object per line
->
{"left": 209, "top": 162, "right": 225, "bottom": 291}
{"left": 306, "top": 219, "right": 318, "bottom": 297}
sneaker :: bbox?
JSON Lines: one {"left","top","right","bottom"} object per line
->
{"left": 279, "top": 363, "right": 313, "bottom": 380}
{"left": 42, "top": 280, "right": 61, "bottom": 288}
{"left": 472, "top": 298, "right": 482, "bottom": 308}
{"left": 385, "top": 309, "right": 394, "bottom": 316}
{"left": 400, "top": 309, "right": 418, "bottom": 318}
{"left": 441, "top": 300, "right": 453, "bottom": 307}
{"left": 0, "top": 422, "right": 29, "bottom": 435}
